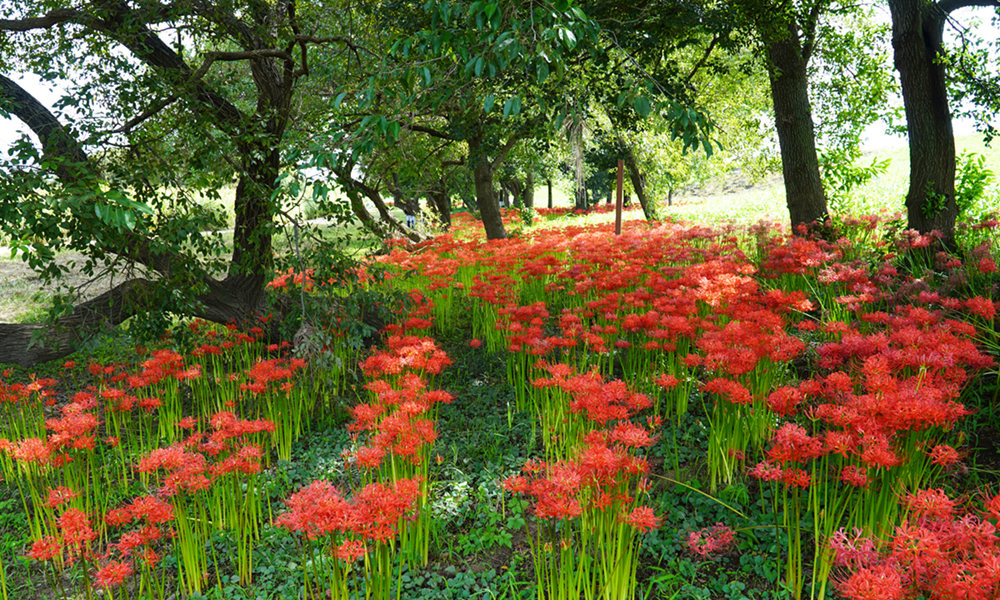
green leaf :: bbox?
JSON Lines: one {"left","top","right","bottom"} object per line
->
{"left": 561, "top": 28, "right": 577, "bottom": 49}
{"left": 333, "top": 92, "right": 347, "bottom": 109}
{"left": 536, "top": 61, "right": 549, "bottom": 83}
{"left": 503, "top": 96, "right": 513, "bottom": 118}
{"left": 474, "top": 56, "right": 484, "bottom": 77}
{"left": 422, "top": 67, "right": 432, "bottom": 86}
{"left": 484, "top": 3, "right": 497, "bottom": 18}
{"left": 483, "top": 94, "right": 495, "bottom": 113}
{"left": 633, "top": 96, "right": 651, "bottom": 118}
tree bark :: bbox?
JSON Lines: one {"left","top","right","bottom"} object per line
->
{"left": 888, "top": 0, "right": 964, "bottom": 246}
{"left": 766, "top": 20, "right": 828, "bottom": 231}
{"left": 506, "top": 177, "right": 524, "bottom": 209}
{"left": 523, "top": 172, "right": 535, "bottom": 208}
{"left": 467, "top": 134, "right": 507, "bottom": 239}
{"left": 622, "top": 142, "right": 655, "bottom": 221}
{"left": 571, "top": 119, "right": 588, "bottom": 211}
{"left": 335, "top": 169, "right": 425, "bottom": 242}
{"left": 547, "top": 179, "right": 553, "bottom": 209}
{"left": 428, "top": 179, "right": 452, "bottom": 228}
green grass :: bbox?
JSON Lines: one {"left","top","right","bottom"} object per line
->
{"left": 659, "top": 133, "right": 1000, "bottom": 228}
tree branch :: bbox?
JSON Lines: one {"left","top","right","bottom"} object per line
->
{"left": 0, "top": 74, "right": 192, "bottom": 276}
{"left": 0, "top": 270, "right": 283, "bottom": 366}
{"left": 0, "top": 279, "right": 155, "bottom": 366}
{"left": 109, "top": 94, "right": 179, "bottom": 134}
{"left": 684, "top": 35, "right": 720, "bottom": 85}
{"left": 188, "top": 49, "right": 295, "bottom": 83}
{"left": 405, "top": 123, "right": 454, "bottom": 139}
{"left": 935, "top": 0, "right": 1000, "bottom": 15}
{"left": 0, "top": 8, "right": 79, "bottom": 31}
{"left": 0, "top": 73, "right": 90, "bottom": 180}
{"left": 800, "top": 0, "right": 831, "bottom": 63}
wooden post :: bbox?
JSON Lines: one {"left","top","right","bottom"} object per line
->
{"left": 615, "top": 159, "right": 624, "bottom": 235}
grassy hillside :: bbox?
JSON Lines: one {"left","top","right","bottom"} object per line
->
{"left": 658, "top": 133, "right": 1000, "bottom": 229}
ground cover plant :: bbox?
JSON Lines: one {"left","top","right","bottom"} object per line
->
{"left": 2, "top": 202, "right": 1000, "bottom": 600}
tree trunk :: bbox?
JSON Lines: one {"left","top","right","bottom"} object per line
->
{"left": 227, "top": 145, "right": 277, "bottom": 312}
{"left": 335, "top": 168, "right": 424, "bottom": 242}
{"left": 547, "top": 178, "right": 553, "bottom": 209}
{"left": 523, "top": 172, "right": 535, "bottom": 208}
{"left": 468, "top": 135, "right": 507, "bottom": 239}
{"left": 888, "top": 0, "right": 959, "bottom": 246}
{"left": 571, "top": 119, "right": 588, "bottom": 211}
{"left": 622, "top": 142, "right": 655, "bottom": 221}
{"left": 429, "top": 178, "right": 452, "bottom": 228}
{"left": 507, "top": 178, "right": 524, "bottom": 209}
{"left": 766, "top": 20, "right": 828, "bottom": 231}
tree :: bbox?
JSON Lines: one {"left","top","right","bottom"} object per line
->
{"left": 887, "top": 0, "right": 999, "bottom": 247}
{"left": 0, "top": 0, "right": 364, "bottom": 366}
{"left": 341, "top": 0, "right": 718, "bottom": 239}
{"left": 754, "top": 2, "right": 830, "bottom": 229}
{"left": 691, "top": 0, "right": 893, "bottom": 231}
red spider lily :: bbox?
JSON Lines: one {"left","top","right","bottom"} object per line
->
{"left": 275, "top": 480, "right": 354, "bottom": 540}
{"left": 45, "top": 508, "right": 97, "bottom": 563}
{"left": 833, "top": 490, "right": 1000, "bottom": 600}
{"left": 266, "top": 268, "right": 315, "bottom": 292}
{"left": 904, "top": 489, "right": 959, "bottom": 520}
{"left": 361, "top": 336, "right": 452, "bottom": 377}
{"left": 276, "top": 477, "right": 422, "bottom": 544}
{"left": 767, "top": 423, "right": 825, "bottom": 465}
{"left": 28, "top": 536, "right": 63, "bottom": 561}
{"left": 928, "top": 444, "right": 961, "bottom": 466}
{"left": 12, "top": 437, "right": 52, "bottom": 466}
{"left": 137, "top": 446, "right": 213, "bottom": 495}
{"left": 840, "top": 466, "right": 871, "bottom": 488}
{"left": 106, "top": 495, "right": 174, "bottom": 527}
{"left": 702, "top": 378, "right": 752, "bottom": 405}
{"left": 240, "top": 357, "right": 306, "bottom": 392}
{"left": 829, "top": 528, "right": 879, "bottom": 571}
{"left": 45, "top": 486, "right": 80, "bottom": 509}
{"left": 623, "top": 506, "right": 660, "bottom": 533}
{"left": 836, "top": 563, "right": 906, "bottom": 600}
{"left": 95, "top": 559, "right": 134, "bottom": 588}
{"left": 45, "top": 404, "right": 99, "bottom": 451}
{"left": 688, "top": 523, "right": 736, "bottom": 556}
{"left": 767, "top": 386, "right": 804, "bottom": 416}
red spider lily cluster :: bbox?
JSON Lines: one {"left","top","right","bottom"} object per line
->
{"left": 136, "top": 412, "right": 272, "bottom": 496}
{"left": 688, "top": 523, "right": 737, "bottom": 557}
{"left": 352, "top": 333, "right": 453, "bottom": 476}
{"left": 5, "top": 204, "right": 1000, "bottom": 600}
{"left": 832, "top": 489, "right": 1000, "bottom": 600}
{"left": 375, "top": 212, "right": 1000, "bottom": 599}
{"left": 276, "top": 476, "right": 422, "bottom": 556}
